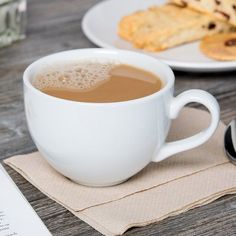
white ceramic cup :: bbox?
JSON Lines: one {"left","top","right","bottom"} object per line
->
{"left": 23, "top": 49, "right": 220, "bottom": 187}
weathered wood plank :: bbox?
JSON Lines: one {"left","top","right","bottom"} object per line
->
{"left": 0, "top": 0, "right": 236, "bottom": 235}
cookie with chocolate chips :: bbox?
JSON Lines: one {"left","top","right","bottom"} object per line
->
{"left": 170, "top": 0, "right": 236, "bottom": 26}
{"left": 119, "top": 4, "right": 234, "bottom": 52}
{"left": 200, "top": 33, "right": 236, "bottom": 60}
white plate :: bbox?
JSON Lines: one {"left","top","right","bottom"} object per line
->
{"left": 82, "top": 0, "right": 236, "bottom": 72}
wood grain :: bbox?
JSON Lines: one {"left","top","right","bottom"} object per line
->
{"left": 0, "top": 0, "right": 236, "bottom": 235}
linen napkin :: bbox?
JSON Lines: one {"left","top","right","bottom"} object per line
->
{"left": 4, "top": 107, "right": 236, "bottom": 235}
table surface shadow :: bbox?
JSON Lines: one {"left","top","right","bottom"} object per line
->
{"left": 0, "top": 0, "right": 236, "bottom": 235}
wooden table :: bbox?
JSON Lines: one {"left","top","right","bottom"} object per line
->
{"left": 1, "top": 0, "right": 236, "bottom": 235}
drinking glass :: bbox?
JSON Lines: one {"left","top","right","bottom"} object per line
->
{"left": 0, "top": 0, "right": 26, "bottom": 48}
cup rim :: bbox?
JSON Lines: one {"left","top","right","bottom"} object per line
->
{"left": 23, "top": 48, "right": 175, "bottom": 106}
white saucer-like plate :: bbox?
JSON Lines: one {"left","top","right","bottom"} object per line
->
{"left": 82, "top": 0, "right": 236, "bottom": 72}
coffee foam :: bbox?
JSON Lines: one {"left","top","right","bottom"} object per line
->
{"left": 33, "top": 60, "right": 118, "bottom": 90}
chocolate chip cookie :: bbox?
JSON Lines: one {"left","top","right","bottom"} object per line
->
{"left": 171, "top": 0, "right": 236, "bottom": 26}
{"left": 118, "top": 4, "right": 234, "bottom": 51}
{"left": 200, "top": 33, "right": 236, "bottom": 60}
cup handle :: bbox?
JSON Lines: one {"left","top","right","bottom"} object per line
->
{"left": 153, "top": 89, "right": 220, "bottom": 162}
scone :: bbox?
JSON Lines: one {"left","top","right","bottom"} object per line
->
{"left": 171, "top": 0, "right": 236, "bottom": 26}
{"left": 200, "top": 33, "right": 236, "bottom": 60}
{"left": 118, "top": 4, "right": 235, "bottom": 51}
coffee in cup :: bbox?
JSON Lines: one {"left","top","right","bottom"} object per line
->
{"left": 23, "top": 49, "right": 220, "bottom": 187}
{"left": 33, "top": 62, "right": 163, "bottom": 103}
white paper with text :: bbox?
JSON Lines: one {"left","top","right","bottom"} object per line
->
{"left": 0, "top": 164, "right": 52, "bottom": 236}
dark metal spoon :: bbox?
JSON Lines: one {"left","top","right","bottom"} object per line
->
{"left": 224, "top": 119, "right": 236, "bottom": 164}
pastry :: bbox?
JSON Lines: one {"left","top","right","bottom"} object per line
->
{"left": 118, "top": 4, "right": 235, "bottom": 51}
{"left": 170, "top": 0, "right": 236, "bottom": 26}
{"left": 200, "top": 33, "right": 236, "bottom": 60}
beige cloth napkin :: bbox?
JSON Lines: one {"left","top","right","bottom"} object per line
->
{"left": 4, "top": 108, "right": 236, "bottom": 235}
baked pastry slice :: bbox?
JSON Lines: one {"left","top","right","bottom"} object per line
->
{"left": 118, "top": 4, "right": 235, "bottom": 51}
{"left": 170, "top": 0, "right": 236, "bottom": 26}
